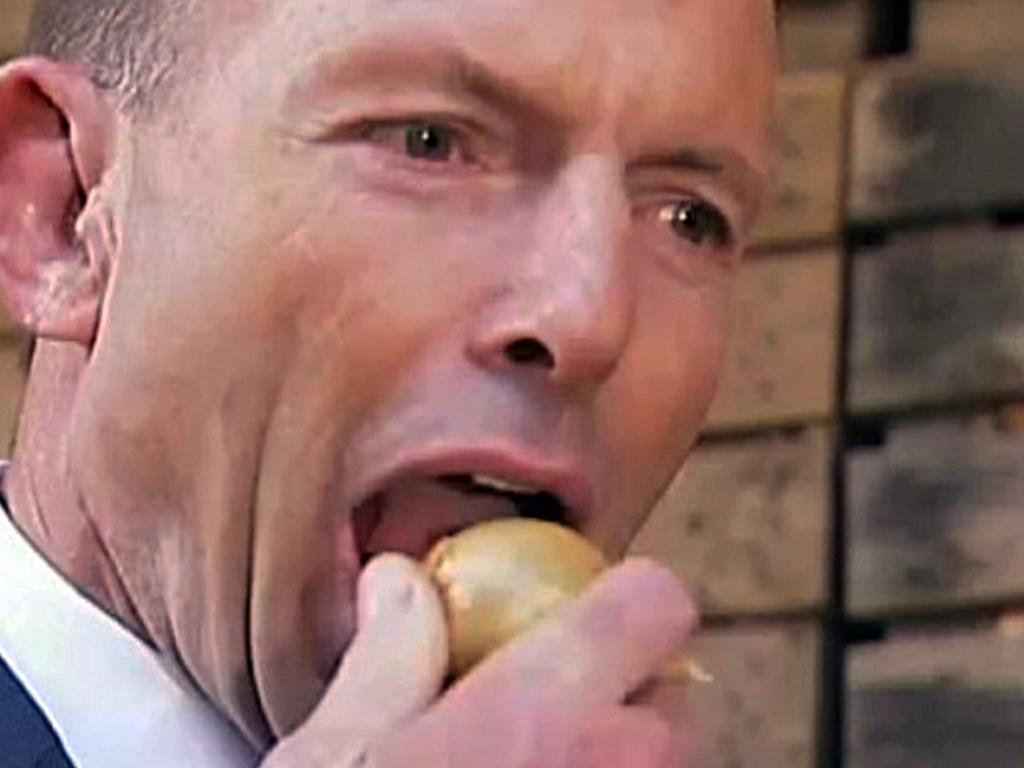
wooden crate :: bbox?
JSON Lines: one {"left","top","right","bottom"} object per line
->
{"left": 752, "top": 71, "right": 847, "bottom": 247}
{"left": 847, "top": 408, "right": 1024, "bottom": 617}
{"left": 779, "top": 0, "right": 867, "bottom": 73}
{"left": 849, "top": 60, "right": 1024, "bottom": 225}
{"left": 0, "top": 339, "right": 29, "bottom": 455}
{"left": 849, "top": 226, "right": 1024, "bottom": 414}
{"left": 708, "top": 248, "right": 840, "bottom": 431}
{"left": 631, "top": 427, "right": 830, "bottom": 616}
{"left": 915, "top": 0, "right": 1024, "bottom": 64}
{"left": 655, "top": 621, "right": 820, "bottom": 768}
{"left": 0, "top": 0, "right": 32, "bottom": 57}
{"left": 848, "top": 622, "right": 1024, "bottom": 768}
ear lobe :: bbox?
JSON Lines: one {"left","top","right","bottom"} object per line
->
{"left": 0, "top": 57, "right": 113, "bottom": 345}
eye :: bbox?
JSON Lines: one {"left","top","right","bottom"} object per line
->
{"left": 404, "top": 122, "right": 455, "bottom": 162}
{"left": 658, "top": 198, "right": 734, "bottom": 248}
{"left": 358, "top": 120, "right": 474, "bottom": 165}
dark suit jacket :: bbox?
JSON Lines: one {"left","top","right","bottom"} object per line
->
{"left": 0, "top": 653, "right": 73, "bottom": 768}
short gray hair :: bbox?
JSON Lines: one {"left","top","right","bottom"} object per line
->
{"left": 27, "top": 1, "right": 182, "bottom": 110}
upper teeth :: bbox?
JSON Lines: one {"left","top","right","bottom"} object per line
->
{"left": 470, "top": 474, "right": 542, "bottom": 496}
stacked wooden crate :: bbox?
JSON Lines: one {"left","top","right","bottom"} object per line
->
{"left": 844, "top": 1, "right": 1024, "bottom": 765}
{"left": 630, "top": 3, "right": 861, "bottom": 766}
{"left": 0, "top": 0, "right": 32, "bottom": 454}
{"left": 634, "top": 2, "right": 1024, "bottom": 767}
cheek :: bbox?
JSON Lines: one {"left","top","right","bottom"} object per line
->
{"left": 68, "top": 171, "right": 317, "bottom": 636}
{"left": 599, "top": 279, "right": 731, "bottom": 526}
{"left": 273, "top": 181, "right": 518, "bottom": 416}
{"left": 630, "top": 280, "right": 728, "bottom": 427}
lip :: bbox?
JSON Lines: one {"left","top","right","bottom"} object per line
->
{"left": 345, "top": 444, "right": 596, "bottom": 533}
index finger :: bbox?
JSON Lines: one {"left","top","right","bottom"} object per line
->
{"left": 459, "top": 558, "right": 698, "bottom": 706}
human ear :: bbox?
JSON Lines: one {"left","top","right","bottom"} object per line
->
{"left": 0, "top": 57, "right": 114, "bottom": 345}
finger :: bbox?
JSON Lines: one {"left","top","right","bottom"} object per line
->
{"left": 465, "top": 558, "right": 697, "bottom": 707}
{"left": 572, "top": 708, "right": 678, "bottom": 768}
{"left": 628, "top": 681, "right": 699, "bottom": 768}
{"left": 301, "top": 554, "right": 449, "bottom": 743}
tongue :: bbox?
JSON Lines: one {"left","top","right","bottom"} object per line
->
{"left": 357, "top": 478, "right": 518, "bottom": 562}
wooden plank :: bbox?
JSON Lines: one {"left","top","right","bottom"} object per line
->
{"left": 915, "top": 0, "right": 1024, "bottom": 64}
{"left": 0, "top": 0, "right": 32, "bottom": 57}
{"left": 0, "top": 339, "right": 29, "bottom": 456}
{"left": 631, "top": 427, "right": 830, "bottom": 616}
{"left": 779, "top": 0, "right": 867, "bottom": 73}
{"left": 752, "top": 71, "right": 847, "bottom": 247}
{"left": 848, "top": 622, "right": 1024, "bottom": 768}
{"left": 849, "top": 60, "right": 1024, "bottom": 224}
{"left": 849, "top": 226, "right": 1024, "bottom": 414}
{"left": 847, "top": 409, "right": 1024, "bottom": 616}
{"left": 708, "top": 248, "right": 840, "bottom": 431}
{"left": 654, "top": 622, "right": 820, "bottom": 768}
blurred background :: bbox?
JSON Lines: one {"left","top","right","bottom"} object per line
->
{"left": 2, "top": 0, "right": 1024, "bottom": 766}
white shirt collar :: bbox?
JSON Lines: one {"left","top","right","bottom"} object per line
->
{"left": 0, "top": 466, "right": 258, "bottom": 768}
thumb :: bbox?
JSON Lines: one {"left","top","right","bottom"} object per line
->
{"left": 301, "top": 554, "right": 449, "bottom": 748}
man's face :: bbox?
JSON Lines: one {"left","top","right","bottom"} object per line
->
{"left": 69, "top": 0, "right": 775, "bottom": 746}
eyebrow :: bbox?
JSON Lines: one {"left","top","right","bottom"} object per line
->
{"left": 637, "top": 148, "right": 727, "bottom": 175}
{"left": 291, "top": 36, "right": 766, "bottom": 216}
{"left": 292, "top": 36, "right": 570, "bottom": 132}
{"left": 630, "top": 147, "right": 767, "bottom": 217}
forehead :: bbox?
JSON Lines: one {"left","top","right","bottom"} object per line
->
{"left": 202, "top": 0, "right": 775, "bottom": 165}
{"left": 281, "top": 0, "right": 776, "bottom": 71}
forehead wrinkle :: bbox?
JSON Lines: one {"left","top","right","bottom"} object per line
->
{"left": 278, "top": 0, "right": 775, "bottom": 183}
{"left": 296, "top": 37, "right": 559, "bottom": 115}
{"left": 284, "top": 25, "right": 606, "bottom": 133}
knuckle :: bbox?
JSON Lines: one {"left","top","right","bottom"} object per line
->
{"left": 570, "top": 709, "right": 676, "bottom": 768}
{"left": 443, "top": 678, "right": 574, "bottom": 768}
{"left": 640, "top": 713, "right": 682, "bottom": 768}
{"left": 505, "top": 689, "right": 580, "bottom": 768}
{"left": 640, "top": 713, "right": 674, "bottom": 762}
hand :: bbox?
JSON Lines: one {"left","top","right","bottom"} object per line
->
{"left": 262, "top": 553, "right": 697, "bottom": 768}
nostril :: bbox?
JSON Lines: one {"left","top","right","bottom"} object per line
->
{"left": 504, "top": 338, "right": 555, "bottom": 369}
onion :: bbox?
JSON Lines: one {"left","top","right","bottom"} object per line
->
{"left": 424, "top": 518, "right": 607, "bottom": 677}
{"left": 423, "top": 518, "right": 710, "bottom": 685}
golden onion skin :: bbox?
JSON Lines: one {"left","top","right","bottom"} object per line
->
{"left": 424, "top": 518, "right": 608, "bottom": 678}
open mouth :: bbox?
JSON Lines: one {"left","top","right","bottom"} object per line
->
{"left": 438, "top": 474, "right": 569, "bottom": 521}
{"left": 352, "top": 470, "right": 577, "bottom": 565}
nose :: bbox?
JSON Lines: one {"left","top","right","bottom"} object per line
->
{"left": 467, "top": 154, "right": 634, "bottom": 390}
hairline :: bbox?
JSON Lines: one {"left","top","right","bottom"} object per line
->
{"left": 26, "top": 1, "right": 189, "bottom": 113}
